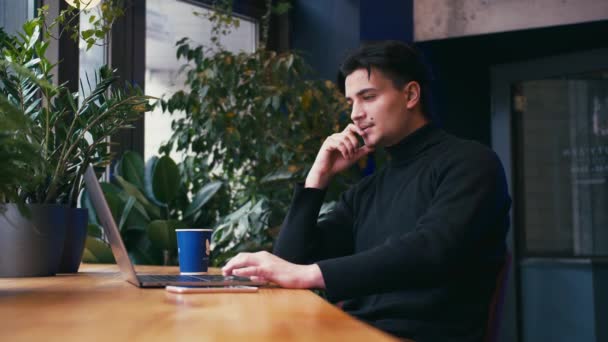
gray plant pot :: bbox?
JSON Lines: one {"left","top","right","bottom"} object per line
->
{"left": 58, "top": 208, "right": 88, "bottom": 274}
{"left": 0, "top": 204, "right": 67, "bottom": 277}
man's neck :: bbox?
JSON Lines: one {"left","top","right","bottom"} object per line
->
{"left": 387, "top": 112, "right": 429, "bottom": 147}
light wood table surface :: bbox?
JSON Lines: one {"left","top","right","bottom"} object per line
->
{"left": 0, "top": 264, "right": 402, "bottom": 341}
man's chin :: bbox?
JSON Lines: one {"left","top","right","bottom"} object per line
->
{"left": 362, "top": 136, "right": 379, "bottom": 149}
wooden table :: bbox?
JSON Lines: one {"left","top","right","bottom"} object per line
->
{"left": 0, "top": 264, "right": 400, "bottom": 341}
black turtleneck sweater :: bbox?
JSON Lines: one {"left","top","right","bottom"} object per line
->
{"left": 273, "top": 124, "right": 511, "bottom": 342}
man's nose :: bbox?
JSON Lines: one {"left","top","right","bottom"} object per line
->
{"left": 350, "top": 103, "right": 365, "bottom": 122}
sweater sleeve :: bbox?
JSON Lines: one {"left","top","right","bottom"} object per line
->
{"left": 316, "top": 148, "right": 512, "bottom": 302}
{"left": 273, "top": 183, "right": 356, "bottom": 264}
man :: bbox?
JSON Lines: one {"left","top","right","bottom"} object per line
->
{"left": 222, "top": 41, "right": 511, "bottom": 341}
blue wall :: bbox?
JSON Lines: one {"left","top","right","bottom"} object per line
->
{"left": 359, "top": 0, "right": 412, "bottom": 42}
{"left": 521, "top": 260, "right": 596, "bottom": 341}
{"left": 291, "top": 0, "right": 414, "bottom": 82}
{"left": 291, "top": 0, "right": 361, "bottom": 81}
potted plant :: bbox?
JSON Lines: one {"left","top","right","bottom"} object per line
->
{"left": 82, "top": 151, "right": 222, "bottom": 266}
{"left": 0, "top": 11, "right": 152, "bottom": 276}
{"left": 0, "top": 91, "right": 53, "bottom": 277}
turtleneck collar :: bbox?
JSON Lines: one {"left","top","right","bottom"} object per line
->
{"left": 384, "top": 123, "right": 445, "bottom": 166}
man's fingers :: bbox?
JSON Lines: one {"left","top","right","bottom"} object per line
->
{"left": 222, "top": 253, "right": 255, "bottom": 275}
{"left": 337, "top": 133, "right": 355, "bottom": 158}
{"left": 343, "top": 131, "right": 359, "bottom": 155}
{"left": 249, "top": 275, "right": 268, "bottom": 283}
{"left": 338, "top": 141, "right": 351, "bottom": 159}
{"left": 354, "top": 145, "right": 375, "bottom": 159}
{"left": 232, "top": 266, "right": 266, "bottom": 278}
{"left": 345, "top": 123, "right": 365, "bottom": 137}
{"left": 326, "top": 136, "right": 349, "bottom": 160}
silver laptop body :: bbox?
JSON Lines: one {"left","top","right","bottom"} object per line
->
{"left": 83, "top": 165, "right": 265, "bottom": 288}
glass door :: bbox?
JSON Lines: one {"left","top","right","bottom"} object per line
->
{"left": 492, "top": 49, "right": 608, "bottom": 342}
{"left": 514, "top": 77, "right": 608, "bottom": 258}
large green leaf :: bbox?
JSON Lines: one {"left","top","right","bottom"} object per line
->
{"left": 103, "top": 191, "right": 126, "bottom": 225}
{"left": 152, "top": 156, "right": 180, "bottom": 204}
{"left": 119, "top": 151, "right": 145, "bottom": 191}
{"left": 115, "top": 175, "right": 161, "bottom": 219}
{"left": 111, "top": 187, "right": 150, "bottom": 224}
{"left": 122, "top": 226, "right": 147, "bottom": 252}
{"left": 260, "top": 168, "right": 296, "bottom": 183}
{"left": 123, "top": 204, "right": 150, "bottom": 233}
{"left": 183, "top": 181, "right": 222, "bottom": 218}
{"left": 99, "top": 182, "right": 121, "bottom": 194}
{"left": 118, "top": 196, "right": 136, "bottom": 231}
{"left": 143, "top": 156, "right": 164, "bottom": 206}
{"left": 129, "top": 249, "right": 160, "bottom": 265}
{"left": 126, "top": 229, "right": 164, "bottom": 265}
{"left": 0, "top": 95, "right": 28, "bottom": 128}
{"left": 87, "top": 223, "right": 103, "bottom": 238}
{"left": 146, "top": 219, "right": 186, "bottom": 252}
{"left": 82, "top": 237, "right": 115, "bottom": 263}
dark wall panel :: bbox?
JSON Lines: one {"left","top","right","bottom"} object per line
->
{"left": 291, "top": 0, "right": 360, "bottom": 82}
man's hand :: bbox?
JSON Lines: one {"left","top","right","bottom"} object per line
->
{"left": 221, "top": 251, "right": 325, "bottom": 289}
{"left": 306, "top": 124, "right": 374, "bottom": 189}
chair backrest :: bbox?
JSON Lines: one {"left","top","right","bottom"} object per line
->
{"left": 484, "top": 251, "right": 512, "bottom": 342}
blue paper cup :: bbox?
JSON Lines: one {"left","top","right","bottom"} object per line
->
{"left": 176, "top": 229, "right": 213, "bottom": 275}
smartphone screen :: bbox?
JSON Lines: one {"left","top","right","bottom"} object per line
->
{"left": 165, "top": 285, "right": 259, "bottom": 294}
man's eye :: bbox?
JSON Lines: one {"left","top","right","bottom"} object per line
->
{"left": 363, "top": 95, "right": 376, "bottom": 100}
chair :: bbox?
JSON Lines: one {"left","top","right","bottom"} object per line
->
{"left": 484, "top": 251, "right": 512, "bottom": 342}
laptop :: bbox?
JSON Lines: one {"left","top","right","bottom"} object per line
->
{"left": 83, "top": 164, "right": 266, "bottom": 288}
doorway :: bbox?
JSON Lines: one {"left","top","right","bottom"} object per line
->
{"left": 492, "top": 49, "right": 608, "bottom": 342}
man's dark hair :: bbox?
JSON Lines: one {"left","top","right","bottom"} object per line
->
{"left": 340, "top": 40, "right": 433, "bottom": 118}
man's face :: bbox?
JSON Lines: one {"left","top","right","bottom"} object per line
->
{"left": 345, "top": 67, "right": 418, "bottom": 148}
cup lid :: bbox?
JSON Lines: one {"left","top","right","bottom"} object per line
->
{"left": 175, "top": 228, "right": 213, "bottom": 231}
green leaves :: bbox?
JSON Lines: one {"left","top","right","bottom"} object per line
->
{"left": 272, "top": 1, "right": 292, "bottom": 15}
{"left": 82, "top": 151, "right": 222, "bottom": 265}
{"left": 115, "top": 175, "right": 161, "bottom": 219}
{"left": 184, "top": 181, "right": 222, "bottom": 218}
{"left": 37, "top": 1, "right": 123, "bottom": 51}
{"left": 211, "top": 199, "right": 272, "bottom": 266}
{"left": 118, "top": 151, "right": 145, "bottom": 190}
{"left": 147, "top": 219, "right": 186, "bottom": 252}
{"left": 161, "top": 43, "right": 352, "bottom": 217}
{"left": 82, "top": 236, "right": 115, "bottom": 263}
{"left": 1, "top": 20, "right": 151, "bottom": 205}
{"left": 0, "top": 92, "right": 44, "bottom": 203}
{"left": 151, "top": 156, "right": 180, "bottom": 204}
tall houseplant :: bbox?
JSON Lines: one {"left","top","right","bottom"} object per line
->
{"left": 160, "top": 0, "right": 363, "bottom": 263}
{"left": 0, "top": 11, "right": 152, "bottom": 276}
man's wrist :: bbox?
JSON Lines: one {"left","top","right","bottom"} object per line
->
{"left": 305, "top": 170, "right": 332, "bottom": 189}
{"left": 304, "top": 264, "right": 325, "bottom": 289}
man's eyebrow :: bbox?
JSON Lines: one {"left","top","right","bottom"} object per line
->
{"left": 345, "top": 87, "right": 377, "bottom": 102}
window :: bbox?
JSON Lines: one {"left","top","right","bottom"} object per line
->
{"left": 145, "top": 0, "right": 257, "bottom": 162}
{"left": 79, "top": 4, "right": 106, "bottom": 100}
{"left": 514, "top": 71, "right": 608, "bottom": 256}
{"left": 0, "top": 0, "right": 35, "bottom": 35}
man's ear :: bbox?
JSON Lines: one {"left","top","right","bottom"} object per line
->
{"left": 404, "top": 81, "right": 421, "bottom": 110}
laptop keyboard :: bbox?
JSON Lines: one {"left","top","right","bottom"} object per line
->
{"left": 137, "top": 274, "right": 243, "bottom": 283}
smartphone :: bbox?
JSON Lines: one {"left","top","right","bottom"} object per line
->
{"left": 165, "top": 285, "right": 259, "bottom": 294}
{"left": 356, "top": 133, "right": 366, "bottom": 148}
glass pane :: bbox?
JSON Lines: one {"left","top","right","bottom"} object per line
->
{"left": 79, "top": 6, "right": 106, "bottom": 100}
{"left": 516, "top": 72, "right": 608, "bottom": 256}
{"left": 145, "top": 0, "right": 257, "bottom": 162}
{"left": 0, "top": 0, "right": 35, "bottom": 35}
